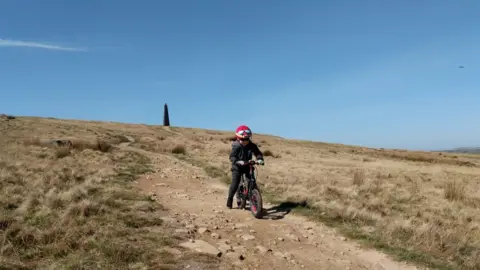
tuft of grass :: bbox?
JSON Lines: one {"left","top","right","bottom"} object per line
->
{"left": 88, "top": 139, "right": 113, "bottom": 152}
{"left": 112, "top": 134, "right": 133, "bottom": 144}
{"left": 171, "top": 144, "right": 187, "bottom": 154}
{"left": 352, "top": 169, "right": 365, "bottom": 186}
{"left": 262, "top": 149, "right": 281, "bottom": 158}
{"left": 264, "top": 149, "right": 282, "bottom": 158}
{"left": 263, "top": 150, "right": 274, "bottom": 157}
{"left": 55, "top": 146, "right": 71, "bottom": 158}
{"left": 444, "top": 179, "right": 466, "bottom": 202}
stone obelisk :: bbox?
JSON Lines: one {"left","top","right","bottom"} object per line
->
{"left": 163, "top": 103, "right": 170, "bottom": 126}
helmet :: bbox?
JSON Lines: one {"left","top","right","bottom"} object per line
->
{"left": 235, "top": 125, "right": 252, "bottom": 140}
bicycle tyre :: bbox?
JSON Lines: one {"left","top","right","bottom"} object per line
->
{"left": 249, "top": 188, "right": 263, "bottom": 218}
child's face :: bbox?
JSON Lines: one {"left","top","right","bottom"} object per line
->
{"left": 240, "top": 139, "right": 250, "bottom": 145}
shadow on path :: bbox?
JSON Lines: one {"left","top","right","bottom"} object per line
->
{"left": 259, "top": 201, "right": 308, "bottom": 220}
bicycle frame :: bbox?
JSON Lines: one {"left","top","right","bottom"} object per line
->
{"left": 239, "top": 163, "right": 258, "bottom": 200}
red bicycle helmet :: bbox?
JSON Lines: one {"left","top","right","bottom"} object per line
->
{"left": 235, "top": 125, "right": 252, "bottom": 140}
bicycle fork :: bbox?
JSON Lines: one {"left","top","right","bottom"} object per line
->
{"left": 240, "top": 178, "right": 256, "bottom": 200}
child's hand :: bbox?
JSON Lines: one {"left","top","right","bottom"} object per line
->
{"left": 236, "top": 160, "right": 246, "bottom": 166}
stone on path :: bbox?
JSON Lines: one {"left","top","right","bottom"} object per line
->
{"left": 180, "top": 240, "right": 222, "bottom": 257}
{"left": 198, "top": 227, "right": 209, "bottom": 234}
{"left": 255, "top": 245, "right": 272, "bottom": 254}
{"left": 241, "top": 234, "right": 256, "bottom": 241}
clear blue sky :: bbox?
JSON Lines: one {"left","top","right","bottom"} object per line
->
{"left": 1, "top": 0, "right": 479, "bottom": 150}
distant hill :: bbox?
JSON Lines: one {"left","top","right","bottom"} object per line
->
{"left": 440, "top": 147, "right": 480, "bottom": 154}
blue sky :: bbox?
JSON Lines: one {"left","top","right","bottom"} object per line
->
{"left": 1, "top": 0, "right": 479, "bottom": 150}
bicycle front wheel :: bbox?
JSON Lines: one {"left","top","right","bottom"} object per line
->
{"left": 249, "top": 188, "right": 263, "bottom": 218}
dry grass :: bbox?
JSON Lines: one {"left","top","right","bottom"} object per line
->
{"left": 5, "top": 116, "right": 480, "bottom": 269}
{"left": 368, "top": 149, "right": 476, "bottom": 167}
{"left": 257, "top": 160, "right": 479, "bottom": 269}
{"left": 0, "top": 118, "right": 219, "bottom": 269}
{"left": 156, "top": 125, "right": 480, "bottom": 270}
{"left": 171, "top": 144, "right": 187, "bottom": 154}
{"left": 263, "top": 149, "right": 281, "bottom": 158}
{"left": 444, "top": 179, "right": 466, "bottom": 202}
{"left": 55, "top": 146, "right": 71, "bottom": 158}
{"left": 263, "top": 149, "right": 274, "bottom": 157}
{"left": 352, "top": 169, "right": 365, "bottom": 186}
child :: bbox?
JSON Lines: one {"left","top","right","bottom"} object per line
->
{"left": 227, "top": 125, "right": 264, "bottom": 209}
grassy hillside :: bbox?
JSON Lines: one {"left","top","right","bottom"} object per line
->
{"left": 2, "top": 115, "right": 480, "bottom": 269}
{"left": 0, "top": 116, "right": 219, "bottom": 269}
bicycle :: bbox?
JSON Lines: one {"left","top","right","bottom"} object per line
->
{"left": 236, "top": 160, "right": 264, "bottom": 219}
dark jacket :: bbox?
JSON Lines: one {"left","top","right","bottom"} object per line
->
{"left": 229, "top": 140, "right": 263, "bottom": 171}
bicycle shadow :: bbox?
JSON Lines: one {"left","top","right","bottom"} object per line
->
{"left": 245, "top": 201, "right": 308, "bottom": 220}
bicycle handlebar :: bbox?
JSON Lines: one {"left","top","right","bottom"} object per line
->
{"left": 248, "top": 160, "right": 264, "bottom": 166}
{"left": 236, "top": 160, "right": 264, "bottom": 166}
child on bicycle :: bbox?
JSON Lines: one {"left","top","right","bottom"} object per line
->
{"left": 227, "top": 125, "right": 264, "bottom": 209}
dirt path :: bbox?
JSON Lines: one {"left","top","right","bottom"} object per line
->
{"left": 132, "top": 148, "right": 422, "bottom": 270}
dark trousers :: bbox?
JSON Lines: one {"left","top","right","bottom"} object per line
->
{"left": 227, "top": 169, "right": 251, "bottom": 206}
